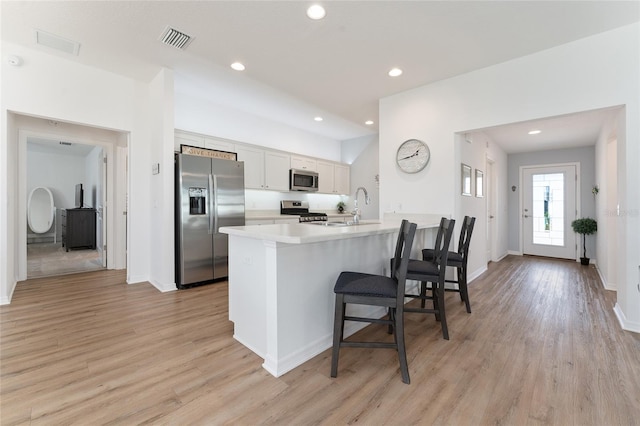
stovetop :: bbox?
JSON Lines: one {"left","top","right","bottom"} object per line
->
{"left": 280, "top": 200, "right": 327, "bottom": 222}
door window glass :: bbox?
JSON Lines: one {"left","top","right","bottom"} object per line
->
{"left": 532, "top": 172, "right": 565, "bottom": 246}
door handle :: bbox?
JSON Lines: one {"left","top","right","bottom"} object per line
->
{"left": 212, "top": 175, "right": 219, "bottom": 233}
{"left": 208, "top": 174, "right": 214, "bottom": 234}
{"left": 523, "top": 214, "right": 530, "bottom": 218}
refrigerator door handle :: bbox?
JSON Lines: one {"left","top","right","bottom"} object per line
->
{"left": 208, "top": 174, "right": 215, "bottom": 234}
{"left": 212, "top": 174, "right": 219, "bottom": 233}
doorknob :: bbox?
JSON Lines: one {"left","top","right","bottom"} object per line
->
{"left": 489, "top": 215, "right": 495, "bottom": 219}
{"left": 523, "top": 214, "right": 530, "bottom": 218}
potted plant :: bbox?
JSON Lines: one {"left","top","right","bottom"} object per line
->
{"left": 336, "top": 201, "right": 346, "bottom": 213}
{"left": 571, "top": 218, "right": 597, "bottom": 265}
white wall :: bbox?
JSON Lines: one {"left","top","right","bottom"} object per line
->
{"left": 84, "top": 146, "right": 103, "bottom": 209}
{"left": 174, "top": 92, "right": 342, "bottom": 161}
{"left": 457, "top": 132, "right": 509, "bottom": 277}
{"left": 27, "top": 148, "right": 86, "bottom": 211}
{"left": 343, "top": 135, "right": 379, "bottom": 220}
{"left": 379, "top": 23, "right": 640, "bottom": 332}
{"left": 148, "top": 68, "right": 176, "bottom": 292}
{"left": 0, "top": 41, "right": 157, "bottom": 302}
{"left": 507, "top": 146, "right": 597, "bottom": 255}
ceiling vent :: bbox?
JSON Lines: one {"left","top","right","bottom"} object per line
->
{"left": 59, "top": 141, "right": 72, "bottom": 146}
{"left": 160, "top": 26, "right": 193, "bottom": 50}
{"left": 35, "top": 29, "right": 81, "bottom": 56}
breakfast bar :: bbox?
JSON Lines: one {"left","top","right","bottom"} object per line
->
{"left": 220, "top": 214, "right": 441, "bottom": 377}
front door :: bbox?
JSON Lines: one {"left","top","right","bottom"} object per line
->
{"left": 522, "top": 165, "right": 577, "bottom": 259}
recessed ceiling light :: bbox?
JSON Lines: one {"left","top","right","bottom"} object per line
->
{"left": 365, "top": 120, "right": 374, "bottom": 125}
{"left": 307, "top": 4, "right": 326, "bottom": 20}
{"left": 314, "top": 116, "right": 323, "bottom": 122}
{"left": 230, "top": 62, "right": 245, "bottom": 71}
{"left": 388, "top": 68, "right": 403, "bottom": 77}
{"left": 528, "top": 130, "right": 542, "bottom": 135}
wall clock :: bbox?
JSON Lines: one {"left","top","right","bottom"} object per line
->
{"left": 396, "top": 139, "right": 430, "bottom": 173}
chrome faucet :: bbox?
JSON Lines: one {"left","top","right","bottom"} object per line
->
{"left": 352, "top": 186, "right": 371, "bottom": 224}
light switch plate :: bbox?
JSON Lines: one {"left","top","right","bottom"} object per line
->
{"left": 152, "top": 163, "right": 160, "bottom": 175}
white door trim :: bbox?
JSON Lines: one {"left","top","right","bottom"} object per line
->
{"left": 18, "top": 129, "right": 117, "bottom": 280}
{"left": 519, "top": 162, "right": 580, "bottom": 260}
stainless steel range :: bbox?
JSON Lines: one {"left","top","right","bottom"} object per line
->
{"left": 280, "top": 200, "right": 327, "bottom": 223}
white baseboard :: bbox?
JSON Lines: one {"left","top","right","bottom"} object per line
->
{"left": 613, "top": 303, "right": 640, "bottom": 333}
{"left": 495, "top": 252, "right": 509, "bottom": 262}
{"left": 126, "top": 274, "right": 148, "bottom": 285}
{"left": 260, "top": 305, "right": 383, "bottom": 378}
{"left": 468, "top": 265, "right": 488, "bottom": 283}
{"left": 0, "top": 280, "right": 17, "bottom": 305}
{"left": 595, "top": 265, "right": 617, "bottom": 291}
{"left": 149, "top": 279, "right": 177, "bottom": 293}
{"left": 508, "top": 250, "right": 522, "bottom": 256}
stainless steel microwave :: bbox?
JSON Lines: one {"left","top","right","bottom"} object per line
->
{"left": 289, "top": 169, "right": 319, "bottom": 191}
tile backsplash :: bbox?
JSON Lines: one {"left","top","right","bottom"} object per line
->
{"left": 244, "top": 189, "right": 347, "bottom": 212}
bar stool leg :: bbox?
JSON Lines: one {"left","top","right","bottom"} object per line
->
{"left": 330, "top": 294, "right": 345, "bottom": 378}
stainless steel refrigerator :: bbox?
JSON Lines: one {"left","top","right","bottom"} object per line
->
{"left": 175, "top": 153, "right": 245, "bottom": 288}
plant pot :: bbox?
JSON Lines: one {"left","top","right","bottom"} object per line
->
{"left": 580, "top": 257, "right": 590, "bottom": 266}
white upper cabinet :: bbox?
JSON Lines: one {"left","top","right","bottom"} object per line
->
{"left": 175, "top": 131, "right": 204, "bottom": 151}
{"left": 317, "top": 161, "right": 335, "bottom": 194}
{"left": 236, "top": 147, "right": 290, "bottom": 191}
{"left": 264, "top": 151, "right": 290, "bottom": 191}
{"left": 317, "top": 161, "right": 350, "bottom": 195}
{"left": 204, "top": 137, "right": 235, "bottom": 153}
{"left": 334, "top": 163, "right": 350, "bottom": 195}
{"left": 175, "top": 129, "right": 349, "bottom": 194}
{"left": 236, "top": 146, "right": 265, "bottom": 189}
{"left": 290, "top": 155, "right": 317, "bottom": 172}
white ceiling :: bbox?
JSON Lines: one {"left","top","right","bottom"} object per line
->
{"left": 2, "top": 1, "right": 638, "bottom": 150}
{"left": 27, "top": 137, "right": 97, "bottom": 157}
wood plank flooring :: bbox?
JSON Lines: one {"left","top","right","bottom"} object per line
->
{"left": 1, "top": 256, "right": 639, "bottom": 425}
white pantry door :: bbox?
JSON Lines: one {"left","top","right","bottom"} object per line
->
{"left": 522, "top": 165, "right": 577, "bottom": 259}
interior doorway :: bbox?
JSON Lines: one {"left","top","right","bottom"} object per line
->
{"left": 15, "top": 113, "right": 128, "bottom": 282}
{"left": 521, "top": 164, "right": 578, "bottom": 259}
{"left": 26, "top": 138, "right": 106, "bottom": 278}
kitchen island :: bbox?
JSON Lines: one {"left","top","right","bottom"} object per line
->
{"left": 220, "top": 214, "right": 441, "bottom": 377}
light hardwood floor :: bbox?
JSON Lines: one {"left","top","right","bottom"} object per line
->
{"left": 1, "top": 256, "right": 639, "bottom": 425}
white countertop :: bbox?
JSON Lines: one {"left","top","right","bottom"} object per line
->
{"left": 221, "top": 214, "right": 442, "bottom": 244}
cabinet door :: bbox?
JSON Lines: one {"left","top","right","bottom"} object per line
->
{"left": 175, "top": 131, "right": 205, "bottom": 151}
{"left": 236, "top": 146, "right": 265, "bottom": 189}
{"left": 291, "top": 155, "right": 317, "bottom": 172}
{"left": 204, "top": 137, "right": 235, "bottom": 153}
{"left": 334, "top": 164, "right": 350, "bottom": 195}
{"left": 264, "top": 151, "right": 290, "bottom": 191}
{"left": 317, "top": 161, "right": 335, "bottom": 194}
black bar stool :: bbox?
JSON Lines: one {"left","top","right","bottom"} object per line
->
{"left": 423, "top": 216, "right": 476, "bottom": 313}
{"left": 402, "top": 217, "right": 456, "bottom": 340}
{"left": 330, "top": 220, "right": 417, "bottom": 384}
